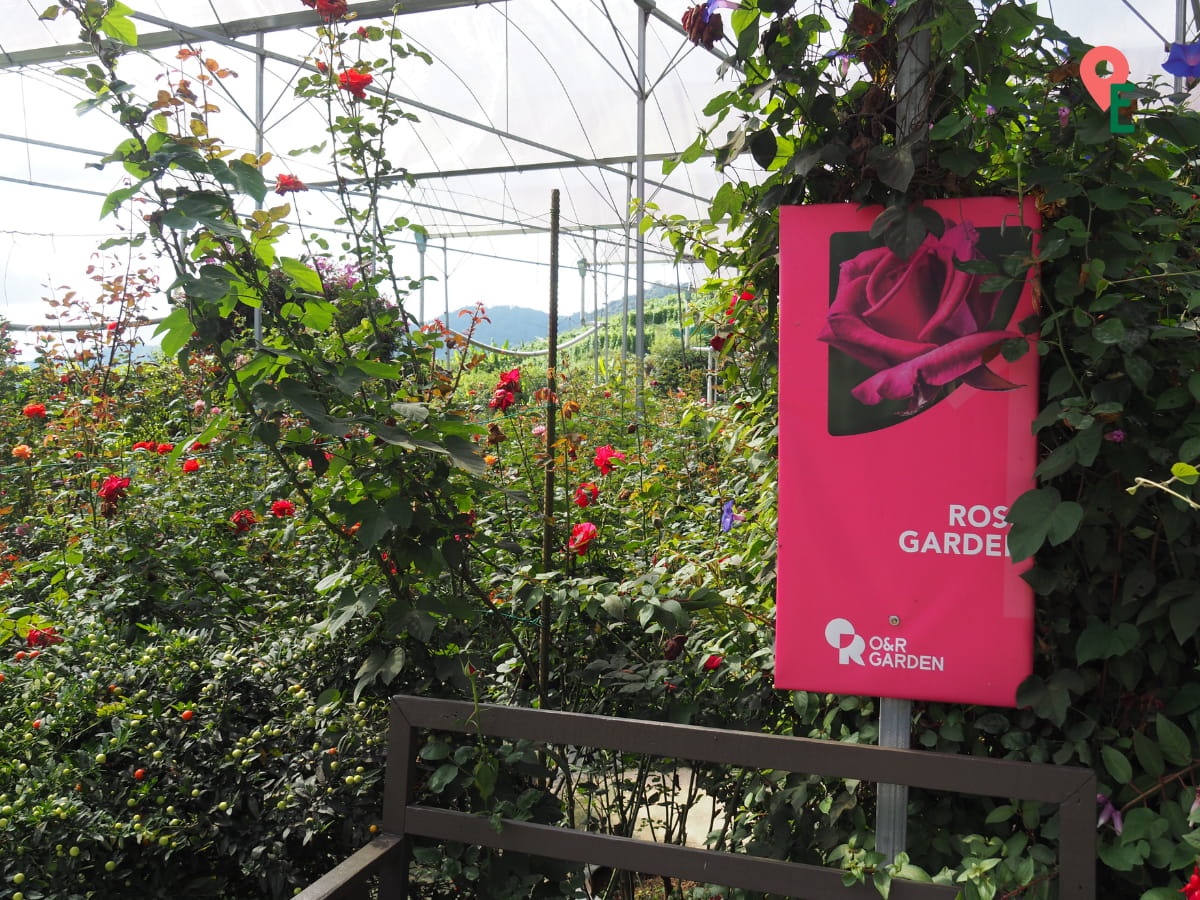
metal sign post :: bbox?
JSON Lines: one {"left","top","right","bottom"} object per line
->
{"left": 876, "top": 696, "right": 911, "bottom": 862}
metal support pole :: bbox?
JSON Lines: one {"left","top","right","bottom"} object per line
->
{"left": 442, "top": 238, "right": 450, "bottom": 365}
{"left": 577, "top": 257, "right": 587, "bottom": 326}
{"left": 1177, "top": 0, "right": 1188, "bottom": 96}
{"left": 592, "top": 228, "right": 599, "bottom": 380}
{"left": 622, "top": 162, "right": 632, "bottom": 381}
{"left": 877, "top": 698, "right": 912, "bottom": 862}
{"left": 415, "top": 231, "right": 427, "bottom": 326}
{"left": 634, "top": 2, "right": 648, "bottom": 413}
{"left": 253, "top": 31, "right": 266, "bottom": 345}
{"left": 676, "top": 262, "right": 685, "bottom": 359}
{"left": 603, "top": 254, "right": 610, "bottom": 377}
{"left": 895, "top": 1, "right": 932, "bottom": 164}
{"left": 539, "top": 190, "right": 560, "bottom": 711}
{"left": 876, "top": 0, "right": 931, "bottom": 864}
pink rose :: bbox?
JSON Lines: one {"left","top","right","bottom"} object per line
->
{"left": 818, "top": 221, "right": 1020, "bottom": 410}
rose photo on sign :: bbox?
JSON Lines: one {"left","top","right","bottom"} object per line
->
{"left": 820, "top": 212, "right": 1031, "bottom": 436}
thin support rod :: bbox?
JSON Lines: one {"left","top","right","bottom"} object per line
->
{"left": 442, "top": 239, "right": 450, "bottom": 365}
{"left": 253, "top": 30, "right": 266, "bottom": 346}
{"left": 635, "top": 3, "right": 648, "bottom": 414}
{"left": 877, "top": 697, "right": 912, "bottom": 863}
{"left": 622, "top": 162, "right": 633, "bottom": 381}
{"left": 540, "top": 190, "right": 561, "bottom": 711}
{"left": 592, "top": 228, "right": 599, "bottom": 380}
{"left": 1178, "top": 0, "right": 1188, "bottom": 95}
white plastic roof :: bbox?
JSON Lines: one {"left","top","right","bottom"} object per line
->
{"left": 0, "top": 1, "right": 1185, "bottom": 333}
{"left": 0, "top": 0, "right": 751, "bottom": 332}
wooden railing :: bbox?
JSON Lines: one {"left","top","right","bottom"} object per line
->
{"left": 295, "top": 695, "right": 1096, "bottom": 899}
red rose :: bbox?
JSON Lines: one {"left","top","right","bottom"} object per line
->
{"left": 271, "top": 499, "right": 296, "bottom": 517}
{"left": 489, "top": 389, "right": 515, "bottom": 412}
{"left": 22, "top": 403, "right": 46, "bottom": 419}
{"left": 710, "top": 334, "right": 728, "bottom": 352}
{"left": 568, "top": 521, "right": 597, "bottom": 556}
{"left": 702, "top": 654, "right": 724, "bottom": 671}
{"left": 573, "top": 482, "right": 599, "bottom": 508}
{"left": 593, "top": 445, "right": 626, "bottom": 475}
{"left": 27, "top": 627, "right": 64, "bottom": 647}
{"left": 230, "top": 509, "right": 259, "bottom": 532}
{"left": 817, "top": 221, "right": 1020, "bottom": 410}
{"left": 497, "top": 368, "right": 521, "bottom": 392}
{"left": 182, "top": 458, "right": 200, "bottom": 473}
{"left": 337, "top": 68, "right": 373, "bottom": 99}
{"left": 131, "top": 441, "right": 155, "bottom": 452}
{"left": 156, "top": 443, "right": 174, "bottom": 455}
{"left": 274, "top": 174, "right": 307, "bottom": 195}
{"left": 98, "top": 476, "right": 130, "bottom": 501}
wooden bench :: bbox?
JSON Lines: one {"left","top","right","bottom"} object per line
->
{"left": 295, "top": 695, "right": 1096, "bottom": 899}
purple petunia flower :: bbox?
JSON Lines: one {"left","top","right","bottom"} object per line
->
{"left": 1097, "top": 793, "right": 1123, "bottom": 835}
{"left": 720, "top": 500, "right": 745, "bottom": 533}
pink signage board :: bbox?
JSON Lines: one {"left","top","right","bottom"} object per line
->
{"left": 775, "top": 197, "right": 1039, "bottom": 707}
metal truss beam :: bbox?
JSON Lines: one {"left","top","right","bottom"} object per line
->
{"left": 0, "top": 0, "right": 502, "bottom": 69}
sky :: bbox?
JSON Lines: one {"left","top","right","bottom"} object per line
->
{"left": 0, "top": 0, "right": 1187, "bottom": 352}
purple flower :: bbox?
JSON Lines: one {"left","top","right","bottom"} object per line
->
{"left": 985, "top": 105, "right": 996, "bottom": 116}
{"left": 1164, "top": 42, "right": 1200, "bottom": 78}
{"left": 1104, "top": 429, "right": 1126, "bottom": 443}
{"left": 1058, "top": 106, "right": 1070, "bottom": 129}
{"left": 703, "top": 0, "right": 738, "bottom": 17}
{"left": 720, "top": 500, "right": 745, "bottom": 533}
{"left": 1097, "top": 793, "right": 1123, "bottom": 835}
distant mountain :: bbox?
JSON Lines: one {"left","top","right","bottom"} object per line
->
{"left": 442, "top": 286, "right": 677, "bottom": 349}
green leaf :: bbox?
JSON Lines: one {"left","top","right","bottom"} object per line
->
{"left": 1171, "top": 462, "right": 1200, "bottom": 485}
{"left": 429, "top": 763, "right": 459, "bottom": 793}
{"left": 1156, "top": 715, "right": 1192, "bottom": 766}
{"left": 474, "top": 758, "right": 498, "bottom": 801}
{"left": 928, "top": 113, "right": 970, "bottom": 141}
{"left": 984, "top": 804, "right": 1014, "bottom": 824}
{"left": 1046, "top": 500, "right": 1083, "bottom": 546}
{"left": 154, "top": 307, "right": 193, "bottom": 358}
{"left": 748, "top": 128, "right": 777, "bottom": 169}
{"left": 281, "top": 257, "right": 323, "bottom": 293}
{"left": 1101, "top": 745, "right": 1133, "bottom": 784}
{"left": 1034, "top": 443, "right": 1076, "bottom": 479}
{"left": 1006, "top": 488, "right": 1059, "bottom": 562}
{"left": 872, "top": 144, "right": 916, "bottom": 193}
{"left": 1093, "top": 318, "right": 1126, "bottom": 344}
{"left": 1076, "top": 618, "right": 1139, "bottom": 663}
{"left": 730, "top": 8, "right": 760, "bottom": 61}
{"left": 39, "top": 4, "right": 59, "bottom": 20}
{"left": 301, "top": 298, "right": 336, "bottom": 331}
{"left": 1169, "top": 595, "right": 1200, "bottom": 646}
{"left": 99, "top": 3, "right": 138, "bottom": 45}
{"left": 873, "top": 869, "right": 891, "bottom": 900}
{"left": 1133, "top": 729, "right": 1165, "bottom": 778}
{"left": 229, "top": 159, "right": 267, "bottom": 204}
{"left": 1089, "top": 186, "right": 1128, "bottom": 211}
